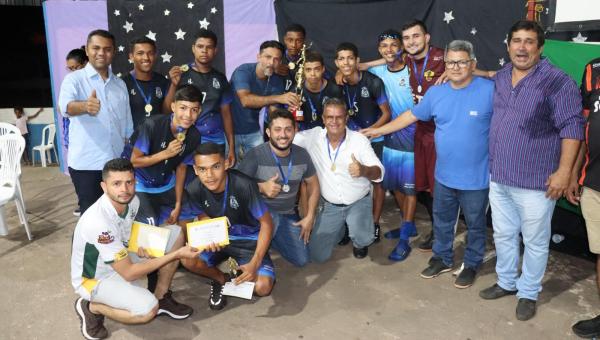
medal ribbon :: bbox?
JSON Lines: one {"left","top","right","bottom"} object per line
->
{"left": 270, "top": 147, "right": 293, "bottom": 188}
{"left": 220, "top": 175, "right": 229, "bottom": 217}
{"left": 411, "top": 48, "right": 430, "bottom": 92}
{"left": 305, "top": 81, "right": 325, "bottom": 121}
{"left": 130, "top": 71, "right": 152, "bottom": 107}
{"left": 344, "top": 84, "right": 358, "bottom": 112}
{"left": 326, "top": 133, "right": 345, "bottom": 167}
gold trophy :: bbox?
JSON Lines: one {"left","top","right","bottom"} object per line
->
{"left": 227, "top": 257, "right": 241, "bottom": 278}
{"left": 291, "top": 42, "right": 312, "bottom": 122}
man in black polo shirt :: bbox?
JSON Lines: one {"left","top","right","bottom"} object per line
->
{"left": 182, "top": 142, "right": 274, "bottom": 311}
{"left": 122, "top": 84, "right": 201, "bottom": 227}
{"left": 335, "top": 42, "right": 391, "bottom": 243}
{"left": 122, "top": 37, "right": 170, "bottom": 129}
{"left": 164, "top": 29, "right": 236, "bottom": 166}
{"left": 298, "top": 50, "right": 343, "bottom": 131}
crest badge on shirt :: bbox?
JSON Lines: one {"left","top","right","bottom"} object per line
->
{"left": 187, "top": 78, "right": 193, "bottom": 85}
{"left": 155, "top": 87, "right": 163, "bottom": 99}
{"left": 97, "top": 231, "right": 115, "bottom": 244}
{"left": 424, "top": 70, "right": 435, "bottom": 82}
{"left": 212, "top": 78, "right": 220, "bottom": 89}
{"left": 399, "top": 78, "right": 406, "bottom": 87}
{"left": 130, "top": 88, "right": 136, "bottom": 96}
{"left": 229, "top": 196, "right": 239, "bottom": 210}
{"left": 361, "top": 87, "right": 369, "bottom": 98}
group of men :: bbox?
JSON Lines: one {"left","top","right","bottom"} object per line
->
{"left": 59, "top": 18, "right": 600, "bottom": 339}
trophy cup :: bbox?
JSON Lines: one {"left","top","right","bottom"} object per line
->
{"left": 227, "top": 257, "right": 241, "bottom": 278}
{"left": 291, "top": 42, "right": 312, "bottom": 122}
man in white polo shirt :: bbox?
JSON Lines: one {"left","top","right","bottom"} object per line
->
{"left": 294, "top": 97, "right": 384, "bottom": 262}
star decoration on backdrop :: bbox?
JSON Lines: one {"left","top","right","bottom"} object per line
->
{"left": 572, "top": 32, "right": 588, "bottom": 43}
{"left": 161, "top": 51, "right": 172, "bottom": 63}
{"left": 199, "top": 18, "right": 210, "bottom": 29}
{"left": 175, "top": 28, "right": 186, "bottom": 40}
{"left": 114, "top": 9, "right": 120, "bottom": 16}
{"left": 443, "top": 11, "right": 454, "bottom": 24}
{"left": 211, "top": 7, "right": 217, "bottom": 14}
{"left": 187, "top": 2, "right": 194, "bottom": 9}
{"left": 470, "top": 27, "right": 477, "bottom": 35}
{"left": 503, "top": 34, "right": 508, "bottom": 45}
{"left": 118, "top": 45, "right": 124, "bottom": 52}
{"left": 146, "top": 30, "right": 156, "bottom": 41}
{"left": 499, "top": 58, "right": 505, "bottom": 66}
{"left": 123, "top": 21, "right": 133, "bottom": 33}
{"left": 138, "top": 3, "right": 144, "bottom": 11}
{"left": 164, "top": 9, "right": 170, "bottom": 16}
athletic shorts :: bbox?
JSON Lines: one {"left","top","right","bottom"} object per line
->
{"left": 414, "top": 131, "right": 436, "bottom": 193}
{"left": 582, "top": 187, "right": 600, "bottom": 254}
{"left": 382, "top": 147, "right": 416, "bottom": 195}
{"left": 136, "top": 189, "right": 195, "bottom": 225}
{"left": 199, "top": 239, "right": 275, "bottom": 279}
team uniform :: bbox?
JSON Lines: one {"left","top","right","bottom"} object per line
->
{"left": 282, "top": 51, "right": 300, "bottom": 93}
{"left": 186, "top": 169, "right": 274, "bottom": 278}
{"left": 179, "top": 67, "right": 233, "bottom": 145}
{"left": 122, "top": 71, "right": 169, "bottom": 129}
{"left": 237, "top": 143, "right": 316, "bottom": 266}
{"left": 122, "top": 114, "right": 200, "bottom": 225}
{"left": 406, "top": 46, "right": 445, "bottom": 192}
{"left": 342, "top": 71, "right": 388, "bottom": 159}
{"left": 298, "top": 80, "right": 343, "bottom": 131}
{"left": 580, "top": 58, "right": 600, "bottom": 253}
{"left": 369, "top": 63, "right": 416, "bottom": 194}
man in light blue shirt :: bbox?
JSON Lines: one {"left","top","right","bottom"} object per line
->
{"left": 58, "top": 29, "right": 133, "bottom": 213}
{"left": 363, "top": 40, "right": 494, "bottom": 289}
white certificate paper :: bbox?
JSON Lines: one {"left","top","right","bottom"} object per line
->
{"left": 186, "top": 217, "right": 230, "bottom": 250}
{"left": 222, "top": 281, "right": 255, "bottom": 300}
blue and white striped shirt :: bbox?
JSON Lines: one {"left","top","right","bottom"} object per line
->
{"left": 489, "top": 58, "right": 585, "bottom": 191}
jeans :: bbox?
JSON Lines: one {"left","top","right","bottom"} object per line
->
{"left": 309, "top": 193, "right": 374, "bottom": 263}
{"left": 271, "top": 212, "right": 309, "bottom": 267}
{"left": 432, "top": 180, "right": 488, "bottom": 269}
{"left": 489, "top": 181, "right": 556, "bottom": 300}
{"left": 234, "top": 131, "right": 264, "bottom": 161}
{"left": 68, "top": 167, "right": 103, "bottom": 214}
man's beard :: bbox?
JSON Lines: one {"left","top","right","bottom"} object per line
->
{"left": 269, "top": 138, "right": 291, "bottom": 151}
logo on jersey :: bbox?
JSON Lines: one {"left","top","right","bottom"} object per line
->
{"left": 204, "top": 200, "right": 210, "bottom": 207}
{"left": 399, "top": 78, "right": 406, "bottom": 87}
{"left": 229, "top": 196, "right": 239, "bottom": 210}
{"left": 161, "top": 141, "right": 167, "bottom": 149}
{"left": 97, "top": 231, "right": 115, "bottom": 244}
{"left": 361, "top": 86, "right": 369, "bottom": 98}
{"left": 424, "top": 70, "right": 435, "bottom": 82}
{"left": 212, "top": 78, "right": 221, "bottom": 89}
{"left": 469, "top": 110, "right": 479, "bottom": 116}
{"left": 187, "top": 78, "right": 193, "bottom": 85}
{"left": 155, "top": 87, "right": 163, "bottom": 99}
{"left": 130, "top": 88, "right": 136, "bottom": 96}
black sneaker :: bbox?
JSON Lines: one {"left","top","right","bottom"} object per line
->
{"left": 338, "top": 226, "right": 351, "bottom": 246}
{"left": 572, "top": 315, "right": 600, "bottom": 338}
{"left": 479, "top": 283, "right": 518, "bottom": 300}
{"left": 209, "top": 280, "right": 227, "bottom": 310}
{"left": 158, "top": 290, "right": 193, "bottom": 319}
{"left": 420, "top": 258, "right": 452, "bottom": 279}
{"left": 454, "top": 267, "right": 477, "bottom": 289}
{"left": 73, "top": 208, "right": 81, "bottom": 217}
{"left": 353, "top": 246, "right": 368, "bottom": 259}
{"left": 74, "top": 297, "right": 108, "bottom": 340}
{"left": 516, "top": 298, "right": 537, "bottom": 321}
{"left": 418, "top": 230, "right": 433, "bottom": 252}
{"left": 373, "top": 223, "right": 381, "bottom": 243}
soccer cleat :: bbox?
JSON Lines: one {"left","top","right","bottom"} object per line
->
{"left": 209, "top": 280, "right": 227, "bottom": 310}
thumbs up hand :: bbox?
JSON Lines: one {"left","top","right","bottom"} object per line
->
{"left": 348, "top": 153, "right": 363, "bottom": 178}
{"left": 86, "top": 89, "right": 101, "bottom": 115}
{"left": 260, "top": 172, "right": 282, "bottom": 198}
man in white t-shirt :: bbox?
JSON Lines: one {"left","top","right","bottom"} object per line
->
{"left": 13, "top": 106, "right": 42, "bottom": 164}
{"left": 70, "top": 158, "right": 200, "bottom": 340}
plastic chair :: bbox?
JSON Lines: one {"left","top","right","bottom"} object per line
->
{"left": 0, "top": 134, "right": 32, "bottom": 240}
{"left": 0, "top": 122, "right": 26, "bottom": 214}
{"left": 32, "top": 124, "right": 58, "bottom": 167}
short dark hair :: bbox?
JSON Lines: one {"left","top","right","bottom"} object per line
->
{"left": 174, "top": 84, "right": 202, "bottom": 103}
{"left": 102, "top": 158, "right": 134, "bottom": 181}
{"left": 304, "top": 50, "right": 323, "bottom": 65}
{"left": 259, "top": 40, "right": 285, "bottom": 55}
{"left": 194, "top": 29, "right": 218, "bottom": 46}
{"left": 335, "top": 42, "right": 359, "bottom": 59}
{"left": 284, "top": 23, "right": 306, "bottom": 37}
{"left": 508, "top": 20, "right": 545, "bottom": 48}
{"left": 66, "top": 46, "right": 88, "bottom": 64}
{"left": 195, "top": 142, "right": 225, "bottom": 158}
{"left": 128, "top": 37, "right": 156, "bottom": 54}
{"left": 87, "top": 29, "right": 115, "bottom": 47}
{"left": 267, "top": 108, "right": 295, "bottom": 128}
{"left": 401, "top": 19, "right": 428, "bottom": 35}
{"left": 378, "top": 29, "right": 401, "bottom": 43}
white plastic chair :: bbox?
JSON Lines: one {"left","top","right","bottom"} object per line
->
{"left": 0, "top": 134, "right": 32, "bottom": 240}
{"left": 32, "top": 124, "right": 58, "bottom": 167}
{"left": 0, "top": 123, "right": 26, "bottom": 218}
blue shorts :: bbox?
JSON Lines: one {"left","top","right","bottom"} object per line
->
{"left": 382, "top": 147, "right": 416, "bottom": 195}
{"left": 199, "top": 239, "right": 275, "bottom": 279}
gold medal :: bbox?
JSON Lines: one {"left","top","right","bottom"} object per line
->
{"left": 348, "top": 109, "right": 354, "bottom": 116}
{"left": 331, "top": 164, "right": 336, "bottom": 171}
{"left": 176, "top": 132, "right": 186, "bottom": 142}
{"left": 144, "top": 104, "right": 152, "bottom": 113}
{"left": 180, "top": 64, "right": 189, "bottom": 72}
{"left": 288, "top": 62, "right": 296, "bottom": 70}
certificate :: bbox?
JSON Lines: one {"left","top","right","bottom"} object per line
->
{"left": 186, "top": 217, "right": 230, "bottom": 250}
{"left": 223, "top": 281, "right": 255, "bottom": 300}
{"left": 127, "top": 222, "right": 171, "bottom": 257}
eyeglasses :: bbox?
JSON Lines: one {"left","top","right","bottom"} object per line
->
{"left": 444, "top": 60, "right": 472, "bottom": 69}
